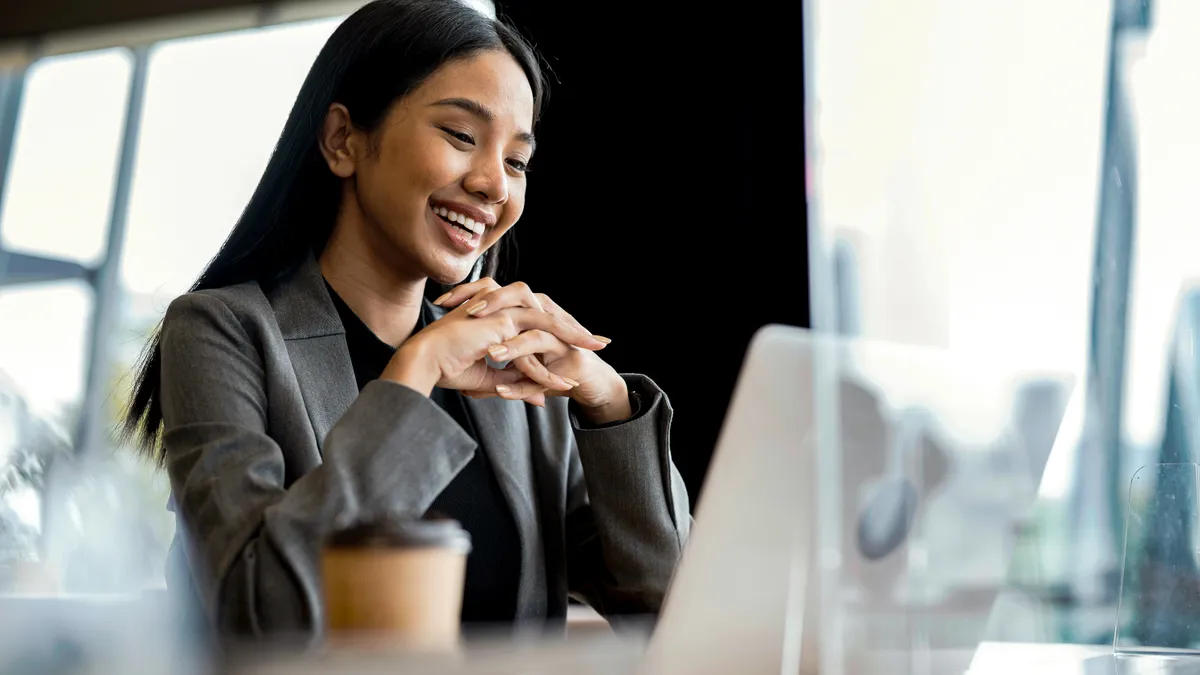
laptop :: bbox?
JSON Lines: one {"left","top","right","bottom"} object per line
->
{"left": 641, "top": 325, "right": 1075, "bottom": 675}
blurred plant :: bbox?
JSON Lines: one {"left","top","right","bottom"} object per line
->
{"left": 0, "top": 370, "right": 73, "bottom": 564}
{"left": 0, "top": 416, "right": 72, "bottom": 496}
{"left": 0, "top": 503, "right": 39, "bottom": 564}
{"left": 0, "top": 303, "right": 175, "bottom": 587}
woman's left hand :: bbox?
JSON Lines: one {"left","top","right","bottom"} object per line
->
{"left": 434, "top": 279, "right": 633, "bottom": 424}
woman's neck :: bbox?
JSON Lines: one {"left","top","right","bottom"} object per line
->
{"left": 319, "top": 207, "right": 426, "bottom": 348}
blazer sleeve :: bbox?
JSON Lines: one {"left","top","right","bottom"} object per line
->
{"left": 563, "top": 373, "right": 692, "bottom": 619}
{"left": 159, "top": 292, "right": 476, "bottom": 640}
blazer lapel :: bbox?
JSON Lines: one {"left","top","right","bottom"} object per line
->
{"left": 463, "top": 394, "right": 548, "bottom": 618}
{"left": 287, "top": 336, "right": 358, "bottom": 450}
{"left": 266, "top": 256, "right": 358, "bottom": 451}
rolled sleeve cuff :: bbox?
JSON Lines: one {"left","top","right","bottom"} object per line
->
{"left": 569, "top": 374, "right": 659, "bottom": 431}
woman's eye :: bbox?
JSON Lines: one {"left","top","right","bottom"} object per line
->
{"left": 439, "top": 126, "right": 475, "bottom": 145}
{"left": 507, "top": 158, "right": 529, "bottom": 173}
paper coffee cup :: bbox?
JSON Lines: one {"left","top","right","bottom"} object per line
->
{"left": 322, "top": 516, "right": 471, "bottom": 651}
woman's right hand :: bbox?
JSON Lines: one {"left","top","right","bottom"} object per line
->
{"left": 381, "top": 287, "right": 606, "bottom": 398}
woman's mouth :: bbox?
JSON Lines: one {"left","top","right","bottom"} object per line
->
{"left": 433, "top": 205, "right": 486, "bottom": 236}
{"left": 432, "top": 205, "right": 483, "bottom": 253}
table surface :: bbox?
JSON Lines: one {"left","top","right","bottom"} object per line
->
{"left": 0, "top": 595, "right": 1152, "bottom": 675}
{"left": 566, "top": 599, "right": 1114, "bottom": 675}
{"left": 968, "top": 642, "right": 1111, "bottom": 674}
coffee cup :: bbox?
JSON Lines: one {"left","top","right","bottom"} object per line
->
{"left": 322, "top": 516, "right": 471, "bottom": 651}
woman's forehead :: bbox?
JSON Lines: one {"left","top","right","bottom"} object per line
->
{"left": 412, "top": 52, "right": 534, "bottom": 127}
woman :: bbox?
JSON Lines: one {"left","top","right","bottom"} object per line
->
{"left": 124, "top": 0, "right": 690, "bottom": 641}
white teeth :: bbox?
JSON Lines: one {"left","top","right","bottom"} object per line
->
{"left": 436, "top": 206, "right": 486, "bottom": 236}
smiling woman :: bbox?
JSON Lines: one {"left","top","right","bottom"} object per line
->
{"left": 120, "top": 0, "right": 690, "bottom": 643}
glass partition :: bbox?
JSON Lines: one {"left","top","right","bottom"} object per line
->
{"left": 805, "top": 0, "right": 1199, "bottom": 649}
{"left": 809, "top": 332, "right": 1076, "bottom": 674}
{"left": 1113, "top": 463, "right": 1200, "bottom": 670}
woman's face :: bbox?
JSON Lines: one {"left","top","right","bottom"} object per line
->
{"left": 324, "top": 50, "right": 535, "bottom": 285}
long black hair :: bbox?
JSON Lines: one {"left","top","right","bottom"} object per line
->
{"left": 124, "top": 0, "right": 546, "bottom": 460}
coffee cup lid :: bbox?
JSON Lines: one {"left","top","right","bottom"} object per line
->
{"left": 326, "top": 515, "right": 471, "bottom": 553}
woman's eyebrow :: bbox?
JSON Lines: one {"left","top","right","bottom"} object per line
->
{"left": 429, "top": 97, "right": 536, "bottom": 150}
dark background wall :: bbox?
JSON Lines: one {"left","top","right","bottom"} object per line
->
{"left": 495, "top": 2, "right": 811, "bottom": 502}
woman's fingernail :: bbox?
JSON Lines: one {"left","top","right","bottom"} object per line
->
{"left": 433, "top": 291, "right": 452, "bottom": 305}
{"left": 466, "top": 300, "right": 488, "bottom": 316}
{"left": 592, "top": 335, "right": 612, "bottom": 344}
{"left": 495, "top": 384, "right": 511, "bottom": 395}
{"left": 488, "top": 344, "right": 509, "bottom": 358}
{"left": 561, "top": 377, "right": 580, "bottom": 388}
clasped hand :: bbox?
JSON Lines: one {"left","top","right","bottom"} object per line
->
{"left": 384, "top": 278, "right": 631, "bottom": 424}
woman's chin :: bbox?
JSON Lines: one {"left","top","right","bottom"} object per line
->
{"left": 428, "top": 262, "right": 477, "bottom": 287}
{"left": 419, "top": 245, "right": 484, "bottom": 285}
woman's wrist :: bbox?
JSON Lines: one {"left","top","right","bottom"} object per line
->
{"left": 577, "top": 374, "right": 632, "bottom": 425}
{"left": 381, "top": 339, "right": 439, "bottom": 397}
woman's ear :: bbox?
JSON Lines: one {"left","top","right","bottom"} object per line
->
{"left": 319, "top": 103, "right": 359, "bottom": 178}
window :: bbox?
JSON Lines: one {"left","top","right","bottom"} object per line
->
{"left": 0, "top": 16, "right": 345, "bottom": 593}
{"left": 0, "top": 48, "right": 131, "bottom": 585}
{"left": 0, "top": 50, "right": 131, "bottom": 265}
{"left": 121, "top": 18, "right": 340, "bottom": 302}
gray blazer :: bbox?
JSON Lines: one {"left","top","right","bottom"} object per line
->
{"left": 158, "top": 256, "right": 691, "bottom": 640}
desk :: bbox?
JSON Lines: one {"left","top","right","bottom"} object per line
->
{"left": 968, "top": 642, "right": 1110, "bottom": 674}
{"left": 243, "top": 641, "right": 1133, "bottom": 674}
{"left": 0, "top": 595, "right": 1134, "bottom": 674}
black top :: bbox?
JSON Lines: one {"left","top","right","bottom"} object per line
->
{"left": 325, "top": 283, "right": 522, "bottom": 625}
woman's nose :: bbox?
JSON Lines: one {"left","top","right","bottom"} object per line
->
{"left": 464, "top": 155, "right": 508, "bottom": 204}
